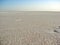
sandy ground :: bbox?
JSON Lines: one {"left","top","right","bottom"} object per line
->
{"left": 0, "top": 11, "right": 60, "bottom": 45}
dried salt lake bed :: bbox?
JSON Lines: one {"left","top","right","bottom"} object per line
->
{"left": 0, "top": 11, "right": 60, "bottom": 45}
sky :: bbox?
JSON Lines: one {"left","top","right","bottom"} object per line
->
{"left": 0, "top": 0, "right": 60, "bottom": 11}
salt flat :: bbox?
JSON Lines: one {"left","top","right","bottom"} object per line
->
{"left": 0, "top": 11, "right": 60, "bottom": 45}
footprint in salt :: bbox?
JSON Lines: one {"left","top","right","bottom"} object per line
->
{"left": 16, "top": 18, "right": 22, "bottom": 22}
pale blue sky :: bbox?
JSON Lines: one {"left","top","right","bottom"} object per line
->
{"left": 0, "top": 0, "right": 60, "bottom": 11}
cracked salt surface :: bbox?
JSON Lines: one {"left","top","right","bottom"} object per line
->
{"left": 0, "top": 12, "right": 60, "bottom": 45}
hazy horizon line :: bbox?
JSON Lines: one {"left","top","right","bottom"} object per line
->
{"left": 0, "top": 11, "right": 60, "bottom": 12}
